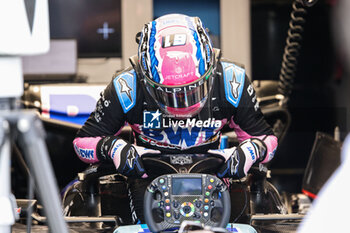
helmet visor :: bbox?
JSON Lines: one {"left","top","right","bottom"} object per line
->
{"left": 144, "top": 66, "right": 214, "bottom": 110}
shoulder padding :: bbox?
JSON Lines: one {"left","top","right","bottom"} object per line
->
{"left": 113, "top": 69, "right": 137, "bottom": 113}
{"left": 220, "top": 61, "right": 246, "bottom": 108}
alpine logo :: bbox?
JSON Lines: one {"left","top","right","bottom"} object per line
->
{"left": 155, "top": 77, "right": 206, "bottom": 93}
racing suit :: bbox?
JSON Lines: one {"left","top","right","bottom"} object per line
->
{"left": 73, "top": 58, "right": 278, "bottom": 178}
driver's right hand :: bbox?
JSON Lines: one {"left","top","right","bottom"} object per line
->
{"left": 109, "top": 138, "right": 160, "bottom": 178}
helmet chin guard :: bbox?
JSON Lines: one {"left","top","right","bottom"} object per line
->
{"left": 137, "top": 14, "right": 217, "bottom": 118}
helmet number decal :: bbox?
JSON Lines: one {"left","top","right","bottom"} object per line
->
{"left": 162, "top": 34, "right": 187, "bottom": 48}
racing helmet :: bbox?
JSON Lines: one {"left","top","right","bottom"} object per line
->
{"left": 138, "top": 14, "right": 216, "bottom": 118}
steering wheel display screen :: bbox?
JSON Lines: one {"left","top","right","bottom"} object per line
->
{"left": 172, "top": 178, "right": 202, "bottom": 195}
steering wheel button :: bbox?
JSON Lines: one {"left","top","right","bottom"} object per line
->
{"left": 164, "top": 192, "right": 169, "bottom": 197}
{"left": 204, "top": 198, "right": 209, "bottom": 203}
{"left": 183, "top": 206, "right": 191, "bottom": 214}
{"left": 159, "top": 178, "right": 165, "bottom": 184}
{"left": 205, "top": 191, "right": 210, "bottom": 196}
{"left": 192, "top": 213, "right": 198, "bottom": 219}
{"left": 204, "top": 205, "right": 209, "bottom": 210}
{"left": 204, "top": 212, "right": 209, "bottom": 217}
{"left": 173, "top": 201, "right": 179, "bottom": 208}
{"left": 166, "top": 212, "right": 171, "bottom": 218}
{"left": 162, "top": 185, "right": 167, "bottom": 190}
{"left": 150, "top": 183, "right": 158, "bottom": 192}
{"left": 165, "top": 199, "right": 170, "bottom": 204}
{"left": 208, "top": 185, "right": 213, "bottom": 190}
{"left": 165, "top": 206, "right": 170, "bottom": 211}
{"left": 209, "top": 178, "right": 214, "bottom": 183}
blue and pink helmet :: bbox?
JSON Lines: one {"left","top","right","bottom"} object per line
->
{"left": 138, "top": 14, "right": 216, "bottom": 118}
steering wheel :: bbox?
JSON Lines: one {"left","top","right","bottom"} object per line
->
{"left": 144, "top": 173, "right": 231, "bottom": 232}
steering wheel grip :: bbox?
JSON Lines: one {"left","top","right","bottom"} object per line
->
{"left": 144, "top": 189, "right": 161, "bottom": 232}
{"left": 219, "top": 190, "right": 231, "bottom": 228}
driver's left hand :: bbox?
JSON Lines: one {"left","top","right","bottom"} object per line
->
{"left": 209, "top": 138, "right": 267, "bottom": 179}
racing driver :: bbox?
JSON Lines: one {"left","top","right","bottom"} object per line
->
{"left": 73, "top": 13, "right": 278, "bottom": 220}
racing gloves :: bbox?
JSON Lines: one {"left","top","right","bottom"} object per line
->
{"left": 99, "top": 137, "right": 160, "bottom": 177}
{"left": 210, "top": 138, "right": 267, "bottom": 179}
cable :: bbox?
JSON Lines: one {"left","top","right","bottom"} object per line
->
{"left": 278, "top": 0, "right": 308, "bottom": 102}
{"left": 232, "top": 179, "right": 248, "bottom": 223}
{"left": 12, "top": 143, "right": 31, "bottom": 178}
